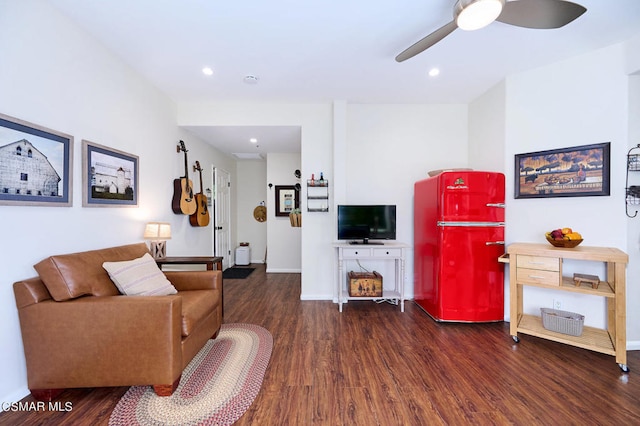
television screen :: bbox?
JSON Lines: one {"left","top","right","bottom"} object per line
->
{"left": 337, "top": 205, "right": 396, "bottom": 243}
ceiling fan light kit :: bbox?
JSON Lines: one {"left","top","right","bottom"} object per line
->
{"left": 455, "top": 0, "right": 505, "bottom": 31}
{"left": 396, "top": 0, "right": 587, "bottom": 63}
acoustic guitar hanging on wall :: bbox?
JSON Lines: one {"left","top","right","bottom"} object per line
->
{"left": 189, "top": 160, "right": 210, "bottom": 227}
{"left": 172, "top": 140, "right": 197, "bottom": 215}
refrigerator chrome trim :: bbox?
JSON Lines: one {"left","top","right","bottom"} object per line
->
{"left": 437, "top": 221, "right": 505, "bottom": 227}
{"left": 486, "top": 203, "right": 506, "bottom": 208}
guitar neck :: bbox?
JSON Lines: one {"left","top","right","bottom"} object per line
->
{"left": 183, "top": 152, "right": 189, "bottom": 180}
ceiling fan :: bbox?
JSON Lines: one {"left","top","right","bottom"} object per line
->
{"left": 396, "top": 0, "right": 587, "bottom": 62}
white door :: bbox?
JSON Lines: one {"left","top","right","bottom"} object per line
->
{"left": 213, "top": 167, "right": 231, "bottom": 270}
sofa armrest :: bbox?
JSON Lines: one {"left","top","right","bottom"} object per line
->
{"left": 17, "top": 295, "right": 183, "bottom": 389}
{"left": 164, "top": 270, "right": 222, "bottom": 292}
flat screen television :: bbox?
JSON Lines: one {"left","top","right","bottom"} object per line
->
{"left": 337, "top": 205, "right": 396, "bottom": 244}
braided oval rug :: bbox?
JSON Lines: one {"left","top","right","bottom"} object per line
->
{"left": 109, "top": 323, "right": 273, "bottom": 426}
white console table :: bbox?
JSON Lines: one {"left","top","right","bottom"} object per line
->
{"left": 333, "top": 242, "right": 409, "bottom": 312}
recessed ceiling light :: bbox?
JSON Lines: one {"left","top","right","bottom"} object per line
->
{"left": 428, "top": 68, "right": 440, "bottom": 77}
{"left": 243, "top": 75, "right": 259, "bottom": 84}
{"left": 202, "top": 67, "right": 214, "bottom": 76}
{"left": 250, "top": 138, "right": 258, "bottom": 143}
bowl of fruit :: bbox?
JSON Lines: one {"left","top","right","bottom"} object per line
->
{"left": 545, "top": 228, "right": 583, "bottom": 248}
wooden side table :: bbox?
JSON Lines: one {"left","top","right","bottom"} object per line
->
{"left": 155, "top": 256, "right": 223, "bottom": 271}
{"left": 506, "top": 243, "right": 628, "bottom": 372}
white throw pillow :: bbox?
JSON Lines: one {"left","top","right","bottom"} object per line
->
{"left": 102, "top": 253, "right": 177, "bottom": 296}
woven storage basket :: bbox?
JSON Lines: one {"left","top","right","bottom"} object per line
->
{"left": 540, "top": 308, "right": 584, "bottom": 336}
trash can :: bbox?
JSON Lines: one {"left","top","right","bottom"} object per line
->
{"left": 235, "top": 246, "right": 251, "bottom": 266}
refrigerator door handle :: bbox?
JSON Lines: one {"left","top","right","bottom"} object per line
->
{"left": 486, "top": 241, "right": 506, "bottom": 245}
{"left": 437, "top": 221, "right": 505, "bottom": 227}
{"left": 486, "top": 203, "right": 506, "bottom": 208}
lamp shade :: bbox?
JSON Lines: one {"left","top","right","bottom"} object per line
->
{"left": 455, "top": 0, "right": 505, "bottom": 31}
{"left": 143, "top": 222, "right": 172, "bottom": 240}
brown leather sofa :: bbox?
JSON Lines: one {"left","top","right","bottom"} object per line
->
{"left": 13, "top": 243, "right": 222, "bottom": 401}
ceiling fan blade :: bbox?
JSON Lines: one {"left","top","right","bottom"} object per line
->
{"left": 396, "top": 20, "right": 458, "bottom": 62}
{"left": 496, "top": 0, "right": 586, "bottom": 29}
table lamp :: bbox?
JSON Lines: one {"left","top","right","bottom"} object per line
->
{"left": 143, "top": 222, "right": 171, "bottom": 259}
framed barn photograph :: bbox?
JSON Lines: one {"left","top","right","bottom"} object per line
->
{"left": 515, "top": 142, "right": 610, "bottom": 199}
{"left": 0, "top": 113, "right": 73, "bottom": 207}
{"left": 275, "top": 185, "right": 298, "bottom": 216}
{"left": 82, "top": 140, "right": 139, "bottom": 207}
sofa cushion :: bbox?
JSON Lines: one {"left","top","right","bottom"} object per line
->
{"left": 179, "top": 290, "right": 218, "bottom": 337}
{"left": 103, "top": 253, "right": 177, "bottom": 296}
{"left": 34, "top": 243, "right": 150, "bottom": 301}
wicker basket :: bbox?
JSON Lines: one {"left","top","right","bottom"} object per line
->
{"left": 540, "top": 308, "right": 584, "bottom": 336}
{"left": 545, "top": 236, "right": 583, "bottom": 248}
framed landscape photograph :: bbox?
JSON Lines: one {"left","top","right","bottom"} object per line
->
{"left": 82, "top": 140, "right": 139, "bottom": 207}
{"left": 0, "top": 113, "right": 73, "bottom": 207}
{"left": 515, "top": 142, "right": 610, "bottom": 199}
{"left": 275, "top": 185, "right": 298, "bottom": 216}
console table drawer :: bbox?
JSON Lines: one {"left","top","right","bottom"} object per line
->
{"left": 516, "top": 267, "right": 561, "bottom": 286}
{"left": 341, "top": 248, "right": 372, "bottom": 258}
{"left": 516, "top": 255, "right": 560, "bottom": 271}
{"left": 372, "top": 248, "right": 402, "bottom": 257}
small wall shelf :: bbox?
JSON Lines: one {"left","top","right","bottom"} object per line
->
{"left": 307, "top": 179, "right": 329, "bottom": 212}
{"left": 626, "top": 144, "right": 640, "bottom": 218}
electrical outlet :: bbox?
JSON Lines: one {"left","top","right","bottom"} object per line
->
{"left": 553, "top": 299, "right": 562, "bottom": 310}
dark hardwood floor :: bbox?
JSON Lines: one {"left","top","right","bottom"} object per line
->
{"left": 2, "top": 263, "right": 639, "bottom": 425}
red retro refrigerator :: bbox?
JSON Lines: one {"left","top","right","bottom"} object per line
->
{"left": 414, "top": 171, "right": 505, "bottom": 322}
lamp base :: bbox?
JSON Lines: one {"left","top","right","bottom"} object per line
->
{"left": 149, "top": 241, "right": 167, "bottom": 259}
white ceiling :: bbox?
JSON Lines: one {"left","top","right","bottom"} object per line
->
{"left": 50, "top": 0, "right": 640, "bottom": 157}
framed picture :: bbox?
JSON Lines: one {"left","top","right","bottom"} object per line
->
{"left": 0, "top": 113, "right": 73, "bottom": 206}
{"left": 82, "top": 140, "right": 139, "bottom": 207}
{"left": 515, "top": 142, "right": 610, "bottom": 199}
{"left": 275, "top": 185, "right": 299, "bottom": 216}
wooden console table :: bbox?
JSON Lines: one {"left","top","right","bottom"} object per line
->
{"left": 506, "top": 243, "right": 628, "bottom": 372}
{"left": 155, "top": 256, "right": 223, "bottom": 271}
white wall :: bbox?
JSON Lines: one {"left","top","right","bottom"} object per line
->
{"left": 343, "top": 104, "right": 468, "bottom": 296}
{"left": 236, "top": 160, "right": 267, "bottom": 263}
{"left": 624, "top": 32, "right": 640, "bottom": 350}
{"left": 501, "top": 43, "right": 631, "bottom": 335}
{"left": 0, "top": 1, "right": 234, "bottom": 402}
{"left": 469, "top": 80, "right": 507, "bottom": 173}
{"left": 627, "top": 73, "right": 640, "bottom": 347}
{"left": 266, "top": 153, "right": 302, "bottom": 272}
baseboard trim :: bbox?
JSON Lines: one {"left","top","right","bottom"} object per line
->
{"left": 1, "top": 386, "right": 30, "bottom": 404}
{"left": 627, "top": 341, "right": 640, "bottom": 351}
{"left": 265, "top": 268, "right": 301, "bottom": 273}
{"left": 300, "top": 294, "right": 332, "bottom": 301}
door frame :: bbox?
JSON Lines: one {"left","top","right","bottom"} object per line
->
{"left": 213, "top": 166, "right": 232, "bottom": 270}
